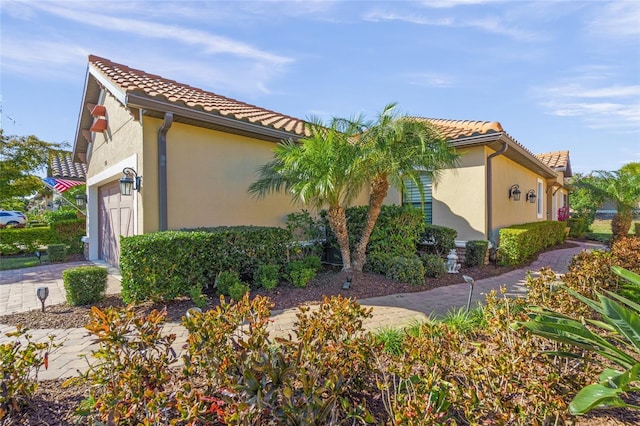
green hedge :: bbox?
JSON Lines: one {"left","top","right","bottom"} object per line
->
{"left": 63, "top": 266, "right": 107, "bottom": 306}
{"left": 498, "top": 221, "right": 566, "bottom": 266}
{"left": 465, "top": 240, "right": 489, "bottom": 267}
{"left": 0, "top": 227, "right": 55, "bottom": 255}
{"left": 420, "top": 224, "right": 457, "bottom": 255}
{"left": 0, "top": 218, "right": 85, "bottom": 256}
{"left": 567, "top": 217, "right": 589, "bottom": 238}
{"left": 325, "top": 204, "right": 426, "bottom": 268}
{"left": 120, "top": 226, "right": 291, "bottom": 303}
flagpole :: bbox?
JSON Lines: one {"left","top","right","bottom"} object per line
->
{"left": 40, "top": 179, "right": 85, "bottom": 215}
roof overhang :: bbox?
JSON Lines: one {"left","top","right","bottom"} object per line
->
{"left": 451, "top": 133, "right": 557, "bottom": 179}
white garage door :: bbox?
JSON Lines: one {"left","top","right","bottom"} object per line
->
{"left": 98, "top": 180, "right": 133, "bottom": 266}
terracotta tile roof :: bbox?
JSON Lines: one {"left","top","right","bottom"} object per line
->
{"left": 49, "top": 151, "right": 86, "bottom": 180}
{"left": 536, "top": 151, "right": 569, "bottom": 169}
{"left": 88, "top": 55, "right": 308, "bottom": 136}
{"left": 416, "top": 118, "right": 504, "bottom": 141}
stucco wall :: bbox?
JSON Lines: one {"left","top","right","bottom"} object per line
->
{"left": 490, "top": 152, "right": 546, "bottom": 240}
{"left": 432, "top": 146, "right": 487, "bottom": 241}
{"left": 86, "top": 92, "right": 143, "bottom": 178}
{"left": 141, "top": 118, "right": 369, "bottom": 231}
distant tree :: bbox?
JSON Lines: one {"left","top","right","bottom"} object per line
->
{"left": 0, "top": 129, "right": 64, "bottom": 204}
{"left": 578, "top": 164, "right": 640, "bottom": 239}
{"left": 248, "top": 116, "right": 367, "bottom": 271}
{"left": 568, "top": 173, "right": 603, "bottom": 227}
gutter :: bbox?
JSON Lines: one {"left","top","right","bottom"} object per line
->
{"left": 158, "top": 112, "right": 173, "bottom": 231}
{"left": 486, "top": 140, "right": 508, "bottom": 245}
{"left": 126, "top": 93, "right": 302, "bottom": 142}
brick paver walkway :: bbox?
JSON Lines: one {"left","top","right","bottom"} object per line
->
{"left": 0, "top": 240, "right": 605, "bottom": 381}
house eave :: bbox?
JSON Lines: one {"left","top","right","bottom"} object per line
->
{"left": 126, "top": 93, "right": 303, "bottom": 143}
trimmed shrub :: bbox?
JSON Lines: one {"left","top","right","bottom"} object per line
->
{"left": 228, "top": 282, "right": 250, "bottom": 301}
{"left": 567, "top": 217, "right": 589, "bottom": 238}
{"left": 44, "top": 209, "right": 78, "bottom": 224}
{"left": 465, "top": 240, "right": 489, "bottom": 267}
{"left": 51, "top": 218, "right": 85, "bottom": 254}
{"left": 0, "top": 227, "right": 55, "bottom": 255}
{"left": 385, "top": 255, "right": 425, "bottom": 286}
{"left": 47, "top": 244, "right": 66, "bottom": 263}
{"left": 498, "top": 221, "right": 566, "bottom": 266}
{"left": 303, "top": 254, "right": 322, "bottom": 272}
{"left": 420, "top": 253, "right": 446, "bottom": 278}
{"left": 62, "top": 266, "right": 108, "bottom": 306}
{"left": 120, "top": 226, "right": 291, "bottom": 303}
{"left": 324, "top": 204, "right": 425, "bottom": 267}
{"left": 420, "top": 224, "right": 457, "bottom": 255}
{"left": 253, "top": 264, "right": 280, "bottom": 290}
{"left": 611, "top": 236, "right": 640, "bottom": 274}
{"left": 287, "top": 260, "right": 316, "bottom": 288}
{"left": 215, "top": 271, "right": 241, "bottom": 297}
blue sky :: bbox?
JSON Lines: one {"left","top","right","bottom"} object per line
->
{"left": 1, "top": 0, "right": 638, "bottom": 174}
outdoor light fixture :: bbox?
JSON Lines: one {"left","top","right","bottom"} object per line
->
{"left": 34, "top": 250, "right": 42, "bottom": 263}
{"left": 525, "top": 190, "right": 536, "bottom": 203}
{"left": 119, "top": 167, "right": 142, "bottom": 196}
{"left": 36, "top": 286, "right": 49, "bottom": 313}
{"left": 75, "top": 194, "right": 87, "bottom": 207}
{"left": 342, "top": 275, "right": 352, "bottom": 290}
{"left": 185, "top": 307, "right": 202, "bottom": 319}
{"left": 463, "top": 275, "right": 475, "bottom": 311}
{"left": 508, "top": 184, "right": 521, "bottom": 201}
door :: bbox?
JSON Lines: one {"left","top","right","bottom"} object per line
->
{"left": 98, "top": 180, "right": 133, "bottom": 266}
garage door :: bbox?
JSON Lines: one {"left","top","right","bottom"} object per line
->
{"left": 98, "top": 180, "right": 133, "bottom": 266}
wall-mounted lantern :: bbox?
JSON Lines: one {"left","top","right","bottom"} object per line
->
{"left": 508, "top": 184, "right": 521, "bottom": 201}
{"left": 75, "top": 194, "right": 87, "bottom": 207}
{"left": 525, "top": 190, "right": 537, "bottom": 204}
{"left": 119, "top": 167, "right": 142, "bottom": 196}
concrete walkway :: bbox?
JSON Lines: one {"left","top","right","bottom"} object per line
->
{"left": 0, "top": 240, "right": 605, "bottom": 381}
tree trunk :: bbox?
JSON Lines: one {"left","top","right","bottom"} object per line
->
{"left": 352, "top": 175, "right": 389, "bottom": 272}
{"left": 611, "top": 210, "right": 632, "bottom": 240}
{"left": 327, "top": 205, "right": 352, "bottom": 271}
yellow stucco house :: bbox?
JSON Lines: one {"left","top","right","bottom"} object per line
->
{"left": 73, "top": 55, "right": 570, "bottom": 266}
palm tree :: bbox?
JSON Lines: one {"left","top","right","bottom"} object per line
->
{"left": 351, "top": 103, "right": 460, "bottom": 272}
{"left": 579, "top": 166, "right": 640, "bottom": 239}
{"left": 248, "top": 116, "right": 367, "bottom": 271}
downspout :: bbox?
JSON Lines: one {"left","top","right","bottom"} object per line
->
{"left": 158, "top": 112, "right": 173, "bottom": 231}
{"left": 486, "top": 140, "right": 508, "bottom": 245}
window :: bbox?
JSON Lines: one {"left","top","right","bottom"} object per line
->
{"left": 537, "top": 179, "right": 543, "bottom": 218}
{"left": 403, "top": 173, "right": 432, "bottom": 224}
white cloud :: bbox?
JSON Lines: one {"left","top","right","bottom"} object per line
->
{"left": 27, "top": 2, "right": 292, "bottom": 65}
{"left": 417, "top": 0, "right": 498, "bottom": 8}
{"left": 587, "top": 1, "right": 640, "bottom": 39}
{"left": 406, "top": 72, "right": 455, "bottom": 88}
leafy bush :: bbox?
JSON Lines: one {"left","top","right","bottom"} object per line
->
{"left": 287, "top": 260, "right": 316, "bottom": 288}
{"left": 635, "top": 223, "right": 640, "bottom": 236}
{"left": 51, "top": 218, "right": 85, "bottom": 254}
{"left": 323, "top": 204, "right": 425, "bottom": 266}
{"left": 62, "top": 266, "right": 107, "bottom": 306}
{"left": 44, "top": 209, "right": 78, "bottom": 224}
{"left": 568, "top": 217, "right": 589, "bottom": 238}
{"left": 65, "top": 306, "right": 178, "bottom": 424}
{"left": 228, "top": 282, "right": 250, "bottom": 300}
{"left": 0, "top": 227, "right": 55, "bottom": 255}
{"left": 498, "top": 220, "right": 566, "bottom": 265}
{"left": 419, "top": 252, "right": 446, "bottom": 278}
{"left": 253, "top": 264, "right": 280, "bottom": 290}
{"left": 420, "top": 224, "right": 457, "bottom": 256}
{"left": 215, "top": 271, "right": 241, "bottom": 296}
{"left": 517, "top": 267, "right": 640, "bottom": 415}
{"left": 0, "top": 325, "right": 55, "bottom": 419}
{"left": 611, "top": 236, "right": 640, "bottom": 274}
{"left": 464, "top": 240, "right": 488, "bottom": 267}
{"left": 384, "top": 255, "right": 425, "bottom": 286}
{"left": 286, "top": 210, "right": 325, "bottom": 259}
{"left": 47, "top": 244, "right": 66, "bottom": 262}
{"left": 120, "top": 226, "right": 291, "bottom": 303}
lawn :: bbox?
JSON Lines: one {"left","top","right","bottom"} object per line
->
{"left": 0, "top": 253, "right": 49, "bottom": 270}
{"left": 586, "top": 218, "right": 639, "bottom": 242}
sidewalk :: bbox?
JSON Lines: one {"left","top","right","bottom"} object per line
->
{"left": 0, "top": 240, "right": 605, "bottom": 381}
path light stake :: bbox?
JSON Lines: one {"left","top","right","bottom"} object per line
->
{"left": 342, "top": 275, "right": 352, "bottom": 290}
{"left": 185, "top": 307, "right": 202, "bottom": 320}
{"left": 36, "top": 287, "right": 49, "bottom": 313}
{"left": 34, "top": 250, "right": 41, "bottom": 263}
{"left": 463, "top": 275, "right": 475, "bottom": 312}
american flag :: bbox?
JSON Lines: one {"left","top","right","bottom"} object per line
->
{"left": 42, "top": 177, "right": 85, "bottom": 193}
